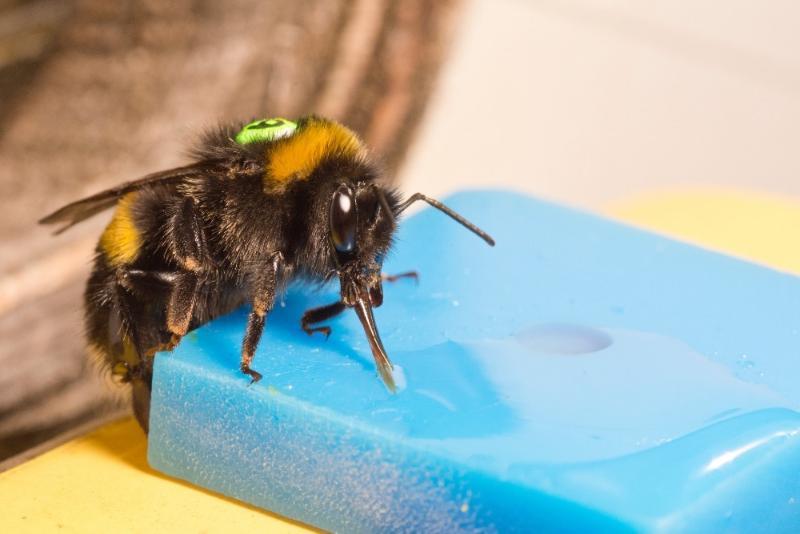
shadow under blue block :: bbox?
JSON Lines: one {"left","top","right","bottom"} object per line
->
{"left": 148, "top": 190, "right": 800, "bottom": 532}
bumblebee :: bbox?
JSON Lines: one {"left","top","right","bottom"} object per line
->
{"left": 41, "top": 116, "right": 494, "bottom": 431}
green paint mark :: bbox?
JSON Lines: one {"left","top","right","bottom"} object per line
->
{"left": 234, "top": 117, "right": 297, "bottom": 145}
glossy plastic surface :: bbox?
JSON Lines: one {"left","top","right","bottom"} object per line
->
{"left": 148, "top": 191, "right": 800, "bottom": 532}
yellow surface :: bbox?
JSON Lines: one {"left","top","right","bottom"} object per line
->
{"left": 606, "top": 188, "right": 800, "bottom": 275}
{"left": 0, "top": 418, "right": 315, "bottom": 533}
{"left": 3, "top": 187, "right": 800, "bottom": 533}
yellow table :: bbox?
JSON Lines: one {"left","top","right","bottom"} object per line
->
{"left": 3, "top": 188, "right": 799, "bottom": 533}
{"left": 609, "top": 188, "right": 800, "bottom": 275}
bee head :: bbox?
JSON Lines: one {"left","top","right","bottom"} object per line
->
{"left": 328, "top": 181, "right": 399, "bottom": 309}
{"left": 325, "top": 177, "right": 495, "bottom": 392}
{"left": 253, "top": 115, "right": 493, "bottom": 392}
{"left": 322, "top": 178, "right": 401, "bottom": 390}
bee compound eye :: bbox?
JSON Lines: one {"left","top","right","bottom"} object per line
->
{"left": 330, "top": 185, "right": 357, "bottom": 254}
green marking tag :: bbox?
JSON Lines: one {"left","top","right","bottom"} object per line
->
{"left": 234, "top": 118, "right": 297, "bottom": 145}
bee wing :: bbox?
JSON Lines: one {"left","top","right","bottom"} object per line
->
{"left": 39, "top": 162, "right": 214, "bottom": 234}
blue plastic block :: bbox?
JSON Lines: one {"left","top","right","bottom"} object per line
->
{"left": 148, "top": 191, "right": 800, "bottom": 532}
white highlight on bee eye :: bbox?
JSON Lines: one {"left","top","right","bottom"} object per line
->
{"left": 338, "top": 193, "right": 352, "bottom": 213}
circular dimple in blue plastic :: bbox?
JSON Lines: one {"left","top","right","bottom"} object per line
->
{"left": 515, "top": 324, "right": 613, "bottom": 355}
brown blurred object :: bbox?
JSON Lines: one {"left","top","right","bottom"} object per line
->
{"left": 0, "top": 0, "right": 462, "bottom": 462}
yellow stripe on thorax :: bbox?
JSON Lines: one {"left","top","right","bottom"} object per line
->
{"left": 267, "top": 119, "right": 364, "bottom": 188}
{"left": 100, "top": 192, "right": 142, "bottom": 266}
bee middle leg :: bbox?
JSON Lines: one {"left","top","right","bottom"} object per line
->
{"left": 240, "top": 251, "right": 284, "bottom": 383}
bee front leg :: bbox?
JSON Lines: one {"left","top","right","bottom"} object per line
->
{"left": 382, "top": 271, "right": 419, "bottom": 284}
{"left": 241, "top": 251, "right": 284, "bottom": 383}
{"left": 301, "top": 301, "right": 346, "bottom": 339}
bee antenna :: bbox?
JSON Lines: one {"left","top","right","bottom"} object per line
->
{"left": 396, "top": 193, "right": 495, "bottom": 246}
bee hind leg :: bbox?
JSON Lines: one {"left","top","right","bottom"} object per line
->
{"left": 301, "top": 301, "right": 346, "bottom": 339}
{"left": 114, "top": 268, "right": 200, "bottom": 432}
{"left": 165, "top": 272, "right": 200, "bottom": 341}
{"left": 130, "top": 363, "right": 154, "bottom": 433}
{"left": 165, "top": 197, "right": 211, "bottom": 341}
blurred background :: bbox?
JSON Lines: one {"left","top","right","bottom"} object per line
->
{"left": 1, "top": 0, "right": 799, "bottom": 462}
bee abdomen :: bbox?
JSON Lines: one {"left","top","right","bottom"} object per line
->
{"left": 99, "top": 192, "right": 142, "bottom": 267}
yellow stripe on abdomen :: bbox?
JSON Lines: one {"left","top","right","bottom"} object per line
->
{"left": 100, "top": 192, "right": 142, "bottom": 266}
